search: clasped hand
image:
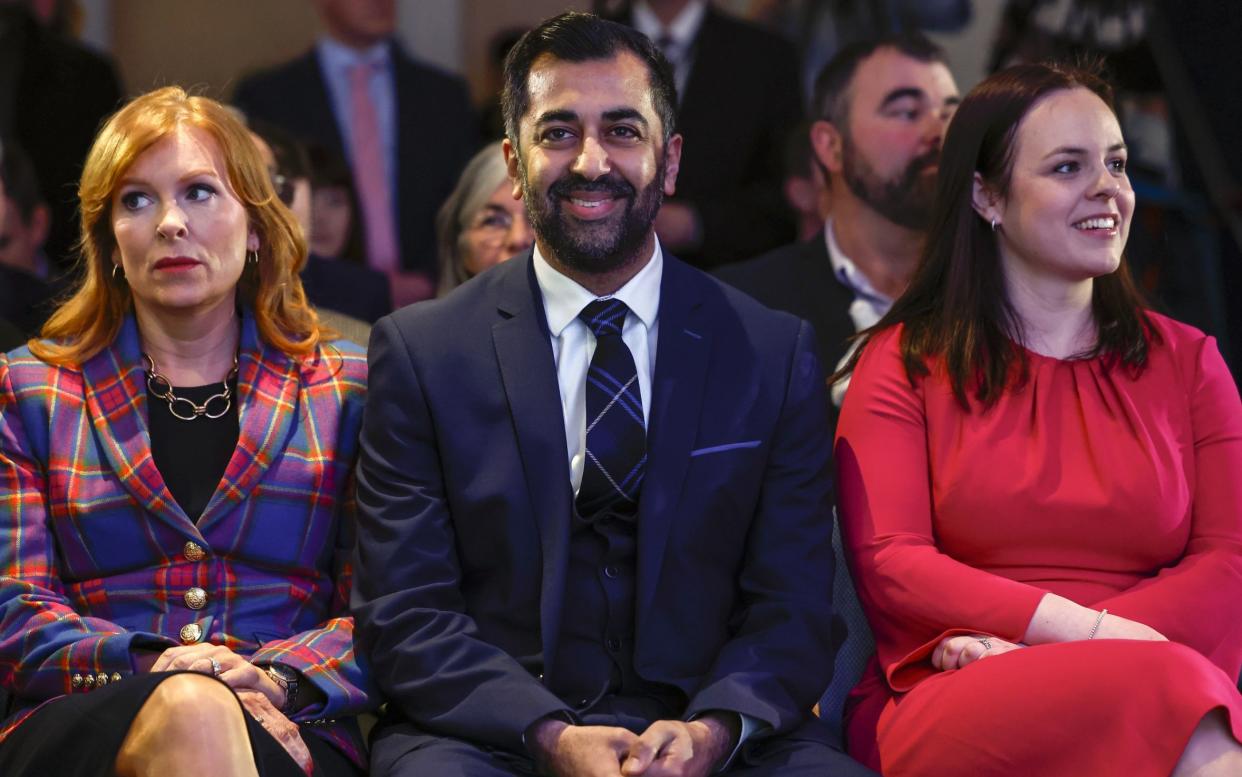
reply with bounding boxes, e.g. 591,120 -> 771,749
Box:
147,645 -> 312,772
532,715 -> 734,777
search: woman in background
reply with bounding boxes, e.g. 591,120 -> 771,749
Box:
834,62 -> 1242,776
0,86 -> 375,776
435,141 -> 533,297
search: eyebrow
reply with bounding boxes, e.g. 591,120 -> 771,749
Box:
116,168 -> 220,188
1042,143 -> 1128,159
533,107 -> 649,128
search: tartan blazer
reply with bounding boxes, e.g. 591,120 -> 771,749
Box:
0,311 -> 377,765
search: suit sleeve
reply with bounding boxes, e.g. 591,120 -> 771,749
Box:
0,356 -> 172,700
834,329 -> 1047,691
352,317 -> 570,752
1092,335 -> 1242,677
683,320 -> 837,733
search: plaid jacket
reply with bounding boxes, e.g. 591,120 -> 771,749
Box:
0,312 -> 377,766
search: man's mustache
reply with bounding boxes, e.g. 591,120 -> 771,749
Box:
548,174 -> 635,201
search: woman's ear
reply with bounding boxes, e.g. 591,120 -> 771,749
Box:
971,172 -> 1002,229
247,229 -> 260,253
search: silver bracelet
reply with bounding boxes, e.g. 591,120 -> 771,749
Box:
1087,608 -> 1108,640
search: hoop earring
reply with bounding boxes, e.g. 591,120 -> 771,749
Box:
246,250 -> 259,266
990,217 -> 999,232
111,263 -> 125,281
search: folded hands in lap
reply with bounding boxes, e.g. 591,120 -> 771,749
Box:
931,634 -> 1024,671
532,716 -> 733,777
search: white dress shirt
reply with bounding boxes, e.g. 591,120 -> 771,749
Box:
532,243 -> 662,496
824,218 -> 895,406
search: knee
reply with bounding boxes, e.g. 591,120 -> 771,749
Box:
138,673 -> 244,734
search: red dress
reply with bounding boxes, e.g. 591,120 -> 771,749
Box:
835,313 -> 1242,775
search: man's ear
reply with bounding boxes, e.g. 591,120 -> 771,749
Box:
971,172 -> 1002,227
662,133 -> 683,197
503,138 -> 523,200
810,120 -> 843,175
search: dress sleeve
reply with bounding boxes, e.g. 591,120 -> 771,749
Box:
834,329 -> 1046,691
0,355 -> 171,700
1092,335 -> 1242,678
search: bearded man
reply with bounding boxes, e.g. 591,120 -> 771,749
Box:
352,11 -> 875,777
718,34 -> 960,410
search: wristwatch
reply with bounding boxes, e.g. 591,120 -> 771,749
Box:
265,663 -> 300,714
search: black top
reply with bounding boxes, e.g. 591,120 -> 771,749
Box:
147,378 -> 240,522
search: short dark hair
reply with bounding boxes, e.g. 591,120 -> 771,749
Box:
0,140 -> 45,224
834,60 -> 1153,409
812,33 -> 948,126
501,11 -> 677,147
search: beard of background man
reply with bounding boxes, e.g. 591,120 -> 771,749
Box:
517,151 -> 669,277
840,129 -> 939,231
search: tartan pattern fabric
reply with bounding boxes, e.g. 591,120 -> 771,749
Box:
576,298 -> 646,517
0,312 -> 377,766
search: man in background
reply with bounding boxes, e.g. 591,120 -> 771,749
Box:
234,0 -> 478,306
718,33 -> 958,409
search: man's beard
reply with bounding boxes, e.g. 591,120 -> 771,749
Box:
518,154 -> 666,276
841,132 -> 939,231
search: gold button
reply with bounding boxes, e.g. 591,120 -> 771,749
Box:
111,672 -> 122,683
71,673 -> 83,688
184,587 -> 207,610
179,623 -> 203,644
96,673 -> 109,686
183,541 -> 206,562
83,674 -> 95,688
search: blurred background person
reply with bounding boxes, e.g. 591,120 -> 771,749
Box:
0,139 -> 24,352
307,143 -> 366,265
247,121 -> 390,328
0,86 -> 377,777
0,140 -> 57,337
0,0 -> 123,274
434,141 -> 532,297
234,0 -> 479,306
780,120 -> 832,243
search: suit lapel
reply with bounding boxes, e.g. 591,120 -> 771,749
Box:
197,313 -> 299,528
636,257 -> 710,628
491,256 -> 573,670
81,316 -> 188,528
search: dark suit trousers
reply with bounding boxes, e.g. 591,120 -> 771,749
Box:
370,716 -> 876,777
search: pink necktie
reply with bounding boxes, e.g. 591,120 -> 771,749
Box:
348,61 -> 400,272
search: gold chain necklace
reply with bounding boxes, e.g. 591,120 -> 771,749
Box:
143,353 -> 239,421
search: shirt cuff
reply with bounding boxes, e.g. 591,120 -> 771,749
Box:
688,710 -> 764,772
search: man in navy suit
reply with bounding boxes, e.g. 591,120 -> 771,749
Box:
353,12 -> 873,777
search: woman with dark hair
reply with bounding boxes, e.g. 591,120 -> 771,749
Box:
0,87 -> 375,776
834,62 -> 1242,775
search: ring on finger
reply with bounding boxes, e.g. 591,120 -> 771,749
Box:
210,658 -> 222,676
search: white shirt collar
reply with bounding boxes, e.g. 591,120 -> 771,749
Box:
317,36 -> 390,70
532,241 -> 663,337
632,0 -> 707,48
824,218 -> 891,305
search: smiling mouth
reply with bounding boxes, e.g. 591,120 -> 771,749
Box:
561,194 -> 623,220
1072,216 -> 1119,231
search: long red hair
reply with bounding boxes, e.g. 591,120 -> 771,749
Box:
32,86 -> 325,365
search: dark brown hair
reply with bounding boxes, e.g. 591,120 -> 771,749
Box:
834,61 -> 1155,409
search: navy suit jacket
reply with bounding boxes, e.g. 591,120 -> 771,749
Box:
353,251 -> 836,754
233,41 -> 478,277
